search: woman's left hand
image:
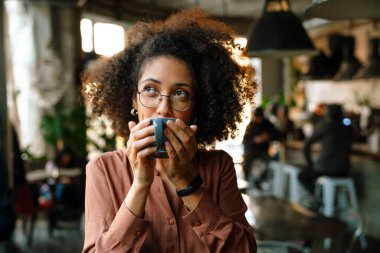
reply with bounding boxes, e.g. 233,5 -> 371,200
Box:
159,119 -> 198,187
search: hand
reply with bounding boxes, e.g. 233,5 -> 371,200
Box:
125,119 -> 157,187
159,119 -> 198,188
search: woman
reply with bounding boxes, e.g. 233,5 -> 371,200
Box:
82,9 -> 256,253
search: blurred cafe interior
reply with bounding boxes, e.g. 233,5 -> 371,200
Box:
1,0 -> 380,252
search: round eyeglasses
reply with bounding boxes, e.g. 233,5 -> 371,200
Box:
137,88 -> 192,111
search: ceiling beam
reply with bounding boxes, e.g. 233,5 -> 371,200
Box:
83,0 -> 254,36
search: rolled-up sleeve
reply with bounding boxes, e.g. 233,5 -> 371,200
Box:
182,152 -> 257,253
82,159 -> 152,253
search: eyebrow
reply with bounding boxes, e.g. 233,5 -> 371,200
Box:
139,78 -> 193,88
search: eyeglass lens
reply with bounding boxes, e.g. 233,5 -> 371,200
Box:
138,89 -> 191,111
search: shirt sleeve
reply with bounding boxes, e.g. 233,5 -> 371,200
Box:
182,152 -> 257,253
82,158 -> 152,253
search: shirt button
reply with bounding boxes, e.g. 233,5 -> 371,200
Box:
168,218 -> 175,225
135,231 -> 141,237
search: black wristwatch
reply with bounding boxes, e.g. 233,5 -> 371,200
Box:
176,175 -> 203,197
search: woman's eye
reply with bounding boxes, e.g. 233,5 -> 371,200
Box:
174,90 -> 190,97
144,87 -> 157,93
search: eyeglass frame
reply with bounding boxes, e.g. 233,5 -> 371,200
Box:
136,89 -> 193,112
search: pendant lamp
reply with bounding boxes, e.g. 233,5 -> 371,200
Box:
334,36 -> 361,81
301,51 -> 332,80
302,34 -> 344,79
355,38 -> 380,79
246,0 -> 316,58
305,0 -> 380,20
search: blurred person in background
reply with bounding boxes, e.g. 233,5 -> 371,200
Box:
12,127 -> 37,247
0,127 -> 17,252
299,104 -> 354,197
44,141 -> 82,234
0,125 -> 32,252
242,107 -> 277,186
273,105 -> 295,142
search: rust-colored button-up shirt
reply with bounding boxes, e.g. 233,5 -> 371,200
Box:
83,149 -> 256,253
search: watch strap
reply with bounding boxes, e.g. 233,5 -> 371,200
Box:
176,174 -> 203,197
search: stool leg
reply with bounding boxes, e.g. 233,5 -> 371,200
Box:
270,163 -> 284,198
347,181 -> 359,212
347,181 -> 367,249
358,223 -> 368,249
282,174 -> 289,201
277,165 -> 285,198
322,181 -> 335,217
293,174 -> 306,204
337,188 -> 348,210
323,238 -> 332,251
290,175 -> 297,203
323,181 -> 335,251
314,182 -> 322,201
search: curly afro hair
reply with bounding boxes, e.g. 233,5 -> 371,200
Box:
82,9 -> 256,146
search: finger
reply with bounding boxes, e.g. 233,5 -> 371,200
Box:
129,120 -> 155,141
131,136 -> 156,152
189,125 -> 197,134
127,119 -> 155,158
173,120 -> 198,150
136,146 -> 157,159
133,125 -> 155,141
164,127 -> 183,155
166,119 -> 194,145
168,119 -> 192,135
127,135 -> 154,161
129,118 -> 151,134
128,121 -> 137,131
164,141 -> 178,160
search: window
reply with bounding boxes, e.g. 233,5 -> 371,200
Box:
80,17 -> 125,56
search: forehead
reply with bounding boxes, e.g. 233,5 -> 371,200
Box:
138,56 -> 193,87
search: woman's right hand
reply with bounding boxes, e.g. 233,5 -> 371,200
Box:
125,119 -> 157,187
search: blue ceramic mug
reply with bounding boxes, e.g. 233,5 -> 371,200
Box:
151,118 -> 176,158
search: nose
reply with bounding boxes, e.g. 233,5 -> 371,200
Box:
156,95 -> 173,116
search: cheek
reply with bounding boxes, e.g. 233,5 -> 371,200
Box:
136,105 -> 154,121
178,109 -> 195,124
136,106 -> 146,121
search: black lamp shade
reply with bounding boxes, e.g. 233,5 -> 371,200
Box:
355,38 -> 380,79
301,51 -> 334,80
305,0 -> 380,20
334,36 -> 361,81
247,0 -> 316,58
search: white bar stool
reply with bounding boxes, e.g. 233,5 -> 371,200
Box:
267,161 -> 284,198
315,176 -> 367,249
281,164 -> 306,204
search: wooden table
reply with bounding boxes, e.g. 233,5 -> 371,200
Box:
243,195 -> 347,252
